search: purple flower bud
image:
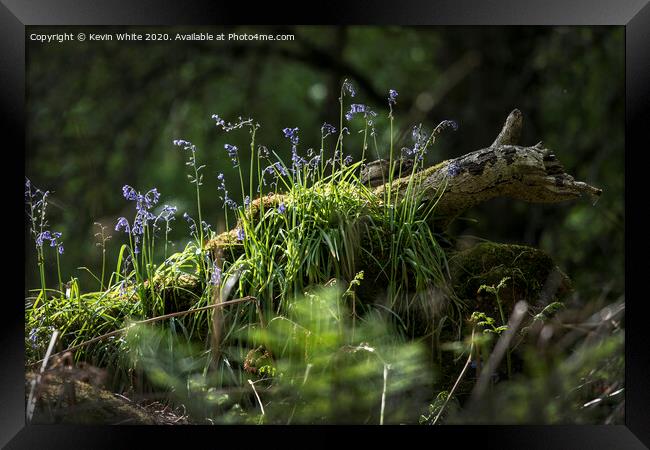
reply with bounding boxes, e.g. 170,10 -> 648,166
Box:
388,89 -> 398,105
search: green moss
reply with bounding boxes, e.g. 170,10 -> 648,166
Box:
150,272 -> 203,313
449,242 -> 572,320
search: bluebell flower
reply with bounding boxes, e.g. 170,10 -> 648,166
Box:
283,127 -> 300,146
154,205 -> 177,232
236,227 -> 245,242
183,212 -> 198,235
212,114 -> 254,132
278,202 -> 286,214
309,154 -> 322,169
216,173 -> 237,209
122,185 -> 138,201
117,185 -> 162,251
35,231 -> 50,247
210,266 -> 222,286
29,328 -> 38,347
115,217 -> 130,233
343,155 -> 353,166
291,146 -> 307,172
143,188 -> 160,209
25,178 -> 31,199
244,196 -> 251,208
321,123 -> 337,138
437,120 -> 459,132
388,89 -> 398,105
345,104 -> 377,121
119,280 -> 128,297
210,114 -> 225,128
35,230 -> 64,251
224,195 -> 238,210
447,162 -> 461,177
225,144 -> 239,166
263,162 -> 289,179
342,79 -> 356,97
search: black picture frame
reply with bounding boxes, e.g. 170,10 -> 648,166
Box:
2,1 -> 648,448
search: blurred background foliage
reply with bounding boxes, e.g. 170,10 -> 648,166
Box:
25,26 -> 623,302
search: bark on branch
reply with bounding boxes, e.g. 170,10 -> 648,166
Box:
373,109 -> 602,228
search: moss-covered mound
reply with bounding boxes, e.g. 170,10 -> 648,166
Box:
449,242 -> 572,319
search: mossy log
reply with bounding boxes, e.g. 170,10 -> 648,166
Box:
199,110 -> 594,323
207,109 -> 601,255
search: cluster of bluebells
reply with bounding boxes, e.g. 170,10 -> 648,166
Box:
283,127 -> 299,146
36,230 -> 64,254
388,89 -> 398,106
26,178 -> 65,255
211,114 -> 256,133
433,120 -> 459,135
217,173 -> 238,210
115,185 -> 161,254
305,148 -> 322,171
321,123 -> 337,138
345,104 -> 377,121
401,124 -> 429,161
282,127 -> 307,173
262,162 -> 289,187
183,212 -> 212,238
224,144 -> 239,167
173,139 -> 205,186
402,120 -> 458,162
153,205 -> 178,234
342,79 -> 356,98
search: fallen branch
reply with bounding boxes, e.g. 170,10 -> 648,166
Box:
375,110 -> 602,227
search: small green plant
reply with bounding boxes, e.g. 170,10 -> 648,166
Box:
476,277 -> 512,377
